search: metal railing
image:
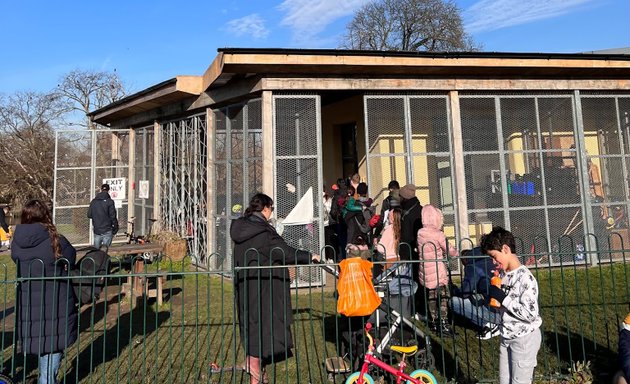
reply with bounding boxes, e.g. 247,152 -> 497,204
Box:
0,235 -> 628,383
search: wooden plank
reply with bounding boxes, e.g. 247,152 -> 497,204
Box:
262,77 -> 630,91
76,243 -> 164,259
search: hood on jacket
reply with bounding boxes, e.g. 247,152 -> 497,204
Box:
421,204 -> 443,230
12,223 -> 50,249
95,191 -> 111,200
230,215 -> 271,243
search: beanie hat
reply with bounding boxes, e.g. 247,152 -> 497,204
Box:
399,184 -> 416,200
624,313 -> 630,331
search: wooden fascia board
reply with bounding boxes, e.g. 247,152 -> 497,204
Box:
202,52 -> 226,91
219,52 -> 630,71
260,77 -> 630,91
92,77 -> 201,124
175,75 -> 204,94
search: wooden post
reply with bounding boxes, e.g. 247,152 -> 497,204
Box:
449,91 -> 470,245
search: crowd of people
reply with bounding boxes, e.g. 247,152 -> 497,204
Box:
317,174 -> 544,383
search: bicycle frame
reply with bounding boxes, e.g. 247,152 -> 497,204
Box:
353,323 -> 424,384
357,353 -> 417,383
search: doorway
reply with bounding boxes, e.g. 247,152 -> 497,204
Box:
339,123 -> 358,179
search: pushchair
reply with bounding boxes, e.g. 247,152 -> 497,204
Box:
319,260 -> 435,382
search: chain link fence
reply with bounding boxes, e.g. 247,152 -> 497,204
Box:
54,129 -> 130,246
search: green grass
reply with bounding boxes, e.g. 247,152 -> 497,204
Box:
0,255 -> 628,383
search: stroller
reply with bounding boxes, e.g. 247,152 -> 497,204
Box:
319,260 -> 435,381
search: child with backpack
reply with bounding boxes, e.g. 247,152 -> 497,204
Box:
417,204 -> 458,335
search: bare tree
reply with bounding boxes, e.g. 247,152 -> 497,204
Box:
56,69 -> 127,129
341,0 -> 479,52
0,92 -> 70,203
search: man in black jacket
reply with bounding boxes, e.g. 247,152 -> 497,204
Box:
87,184 -> 119,251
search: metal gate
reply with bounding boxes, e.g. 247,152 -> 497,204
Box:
159,114 -> 208,264
53,129 -> 130,245
273,94 -> 324,286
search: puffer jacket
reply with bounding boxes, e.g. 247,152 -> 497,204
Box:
416,204 -> 457,289
11,223 -> 78,354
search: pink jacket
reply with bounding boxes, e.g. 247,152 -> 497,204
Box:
416,204 -> 458,289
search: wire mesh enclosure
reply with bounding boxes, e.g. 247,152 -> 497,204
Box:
273,94 -> 324,286
211,99 -> 263,273
54,129 -> 130,245
159,114 -> 208,266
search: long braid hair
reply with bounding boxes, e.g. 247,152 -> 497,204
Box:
21,200 -> 62,258
390,207 -> 402,254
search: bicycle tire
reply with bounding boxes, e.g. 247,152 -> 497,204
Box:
0,373 -> 14,384
345,371 -> 375,384
407,369 -> 437,384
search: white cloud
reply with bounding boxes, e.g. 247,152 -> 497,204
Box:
278,0 -> 372,40
224,14 -> 270,39
464,0 -> 596,33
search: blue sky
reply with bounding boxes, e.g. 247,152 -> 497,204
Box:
1,0 -> 629,95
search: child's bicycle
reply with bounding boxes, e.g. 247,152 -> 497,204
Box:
345,322 -> 437,384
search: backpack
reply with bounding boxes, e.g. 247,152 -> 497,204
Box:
355,205 -> 377,234
70,247 -> 110,305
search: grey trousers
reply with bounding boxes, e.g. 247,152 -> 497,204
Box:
499,327 -> 541,384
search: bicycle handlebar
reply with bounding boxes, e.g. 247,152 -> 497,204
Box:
365,323 -> 375,352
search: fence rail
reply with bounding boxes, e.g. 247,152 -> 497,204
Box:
0,236 -> 628,384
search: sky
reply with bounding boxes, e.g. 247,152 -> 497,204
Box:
1,0 -> 629,96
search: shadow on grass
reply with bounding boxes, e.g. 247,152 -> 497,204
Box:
544,328 -> 617,383
63,299 -> 170,382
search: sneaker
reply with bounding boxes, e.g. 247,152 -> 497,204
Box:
478,324 -> 500,340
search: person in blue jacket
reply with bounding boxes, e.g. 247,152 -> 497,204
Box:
11,199 -> 77,384
449,246 -> 502,339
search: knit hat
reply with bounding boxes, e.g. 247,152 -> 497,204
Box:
399,184 -> 416,200
624,313 -> 630,331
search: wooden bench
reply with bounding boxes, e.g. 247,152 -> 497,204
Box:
78,243 -> 166,306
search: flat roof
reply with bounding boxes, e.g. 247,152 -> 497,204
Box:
92,48 -> 630,125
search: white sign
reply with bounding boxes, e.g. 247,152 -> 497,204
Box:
102,177 -> 126,200
114,199 -> 123,209
138,180 -> 150,199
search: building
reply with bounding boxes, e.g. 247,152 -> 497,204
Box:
85,48 -> 630,275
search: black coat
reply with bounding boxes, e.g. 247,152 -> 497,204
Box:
87,191 -> 119,235
11,223 -> 78,355
400,197 -> 422,260
230,214 -> 312,363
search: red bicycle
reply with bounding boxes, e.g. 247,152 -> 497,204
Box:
345,323 -> 437,384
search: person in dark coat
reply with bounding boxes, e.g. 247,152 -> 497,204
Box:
615,313 -> 630,384
11,199 -> 78,384
87,184 -> 118,251
230,193 -> 320,384
399,183 -> 422,261
373,180 -> 400,240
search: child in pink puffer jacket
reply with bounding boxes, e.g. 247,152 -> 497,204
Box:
417,204 -> 458,335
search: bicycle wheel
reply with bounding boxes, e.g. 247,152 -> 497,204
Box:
407,369 -> 437,384
0,373 -> 14,384
345,371 -> 375,384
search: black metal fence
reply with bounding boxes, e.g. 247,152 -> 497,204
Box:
0,235 -> 628,383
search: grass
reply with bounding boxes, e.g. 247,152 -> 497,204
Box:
0,253 -> 628,383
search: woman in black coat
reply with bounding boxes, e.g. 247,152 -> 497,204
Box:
230,193 -> 319,384
11,199 -> 77,384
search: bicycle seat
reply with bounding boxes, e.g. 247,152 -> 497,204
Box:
390,345 -> 418,355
